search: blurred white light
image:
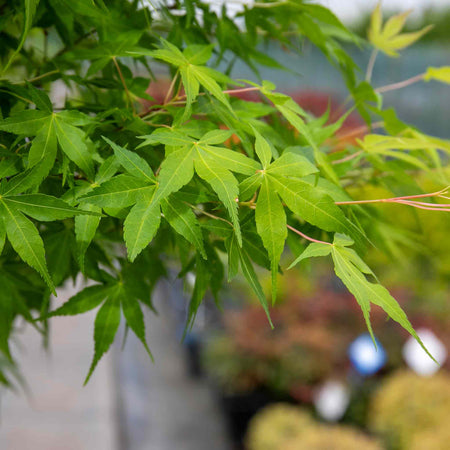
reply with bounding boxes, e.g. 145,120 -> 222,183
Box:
313,380 -> 350,422
348,334 -> 386,376
402,328 -> 447,376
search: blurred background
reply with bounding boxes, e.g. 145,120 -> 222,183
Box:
1,1 -> 450,449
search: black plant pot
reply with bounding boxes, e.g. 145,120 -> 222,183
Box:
216,389 -> 291,447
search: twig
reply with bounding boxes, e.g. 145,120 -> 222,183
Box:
335,187 -> 450,212
365,48 -> 379,82
332,150 -> 363,165
163,72 -> 179,105
112,56 -> 135,114
375,73 -> 425,94
185,202 -> 233,227
287,224 -> 332,246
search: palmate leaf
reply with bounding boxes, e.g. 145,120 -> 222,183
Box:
45,280 -> 152,383
368,3 -> 432,57
0,201 -> 54,293
134,40 -> 234,118
330,235 -> 435,360
255,176 -> 286,304
124,128 -> 261,258
288,242 -> 332,269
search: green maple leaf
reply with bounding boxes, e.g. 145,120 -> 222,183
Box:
112,128 -> 261,260
0,109 -> 97,188
43,277 -> 153,384
130,40 -> 235,120
0,182 -> 98,291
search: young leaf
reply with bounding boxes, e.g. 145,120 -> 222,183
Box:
424,66 -> 450,84
368,4 -> 432,56
0,201 -> 54,292
288,242 -> 332,269
255,176 -> 286,304
84,293 -> 121,384
331,238 -> 435,361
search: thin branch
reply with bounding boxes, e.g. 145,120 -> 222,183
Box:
365,48 -> 379,82
396,200 -> 450,212
333,121 -> 384,143
185,202 -> 233,227
335,187 -> 449,205
287,224 -> 332,246
335,187 -> 450,213
163,72 -> 179,105
375,73 -> 425,94
112,56 -> 135,114
176,86 -> 260,101
23,69 -> 60,84
332,150 -> 363,165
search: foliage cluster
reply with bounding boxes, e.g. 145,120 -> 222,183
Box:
245,403 -> 381,450
370,371 -> 450,449
203,273 -> 450,396
1,0 -> 450,386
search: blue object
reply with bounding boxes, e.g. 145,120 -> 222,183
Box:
348,334 -> 386,376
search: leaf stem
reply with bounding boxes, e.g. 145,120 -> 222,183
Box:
185,202 -> 233,227
286,224 -> 332,246
375,73 -> 425,94
163,72 -> 179,105
365,48 -> 379,82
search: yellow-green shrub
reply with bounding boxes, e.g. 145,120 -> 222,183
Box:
370,371 -> 450,449
245,404 -> 314,450
245,403 -> 381,450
